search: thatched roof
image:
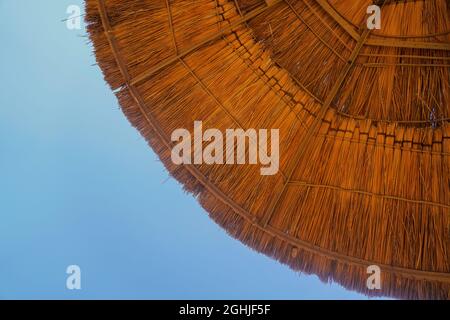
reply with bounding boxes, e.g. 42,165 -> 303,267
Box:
85,0 -> 450,299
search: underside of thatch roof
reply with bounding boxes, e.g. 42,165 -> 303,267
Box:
85,0 -> 450,299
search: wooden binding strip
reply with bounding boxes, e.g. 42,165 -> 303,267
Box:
314,0 -> 450,51
288,180 -> 450,210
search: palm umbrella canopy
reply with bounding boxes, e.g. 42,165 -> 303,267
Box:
85,0 -> 450,299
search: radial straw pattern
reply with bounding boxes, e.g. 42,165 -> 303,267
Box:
85,0 -> 450,299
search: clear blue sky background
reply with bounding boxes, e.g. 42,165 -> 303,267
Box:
0,1 -> 383,299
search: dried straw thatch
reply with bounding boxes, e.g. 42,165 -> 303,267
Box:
85,0 -> 450,299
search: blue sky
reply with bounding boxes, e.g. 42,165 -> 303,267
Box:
0,0 -> 379,299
